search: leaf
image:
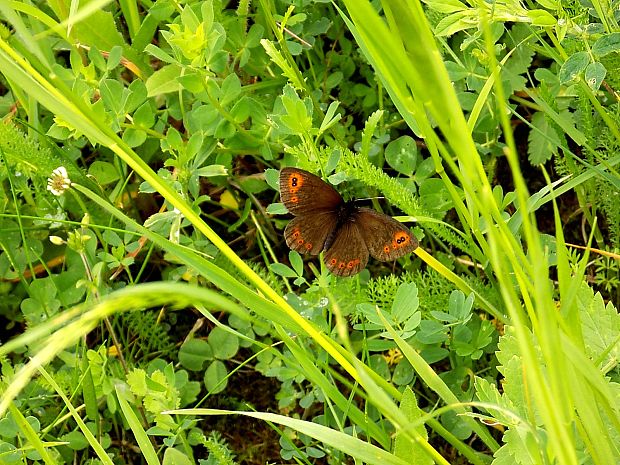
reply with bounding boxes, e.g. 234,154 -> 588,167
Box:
266,202 -> 288,215
133,102 -> 155,129
385,136 -> 417,175
289,251 -> 304,275
386,281 -> 414,310
558,51 -> 589,84
447,290 -> 474,322
195,165 -> 228,177
394,387 -> 432,465
204,360 -> 228,393
360,110 -> 383,158
592,32 -> 620,57
261,39 -> 305,90
209,327 -> 239,360
126,369 -> 147,396
99,79 -> 125,116
416,320 -> 449,344
88,161 -> 119,185
422,0 -> 467,14
584,62 -> 606,91
579,284 -> 620,366
167,408 -> 411,465
220,73 -> 242,107
122,128 -> 147,147
178,339 -> 213,371
61,430 -> 88,450
270,262 -> 297,278
146,64 -> 182,96
280,93 -> 312,134
163,448 -> 192,465
527,111 -> 560,165
392,360 -> 415,386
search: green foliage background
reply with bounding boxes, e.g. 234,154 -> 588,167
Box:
0,0 -> 619,464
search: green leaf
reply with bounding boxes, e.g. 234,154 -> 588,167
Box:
592,32 -> 620,57
133,102 -> 155,129
163,448 -> 192,465
360,110 -> 383,158
325,71 -> 343,89
123,128 -> 147,147
264,168 -> 279,190
526,10 -> 556,26
195,165 -> 228,177
88,161 -> 120,186
220,73 -> 242,107
126,369 -> 147,396
280,94 -> 312,134
391,283 -> 419,322
267,202 -> 288,215
579,285 -> 620,365
204,360 -> 228,393
527,111 -> 560,165
558,51 -> 589,84
61,430 -> 88,450
385,136 -> 417,175
394,387 -> 432,464
107,46 -> 123,70
168,408 -> 411,465
178,338 -> 213,371
392,360 -> 415,386
0,414 -> 19,438
289,251 -> 304,275
99,79 -> 125,116
584,62 -> 606,91
448,290 -> 474,321
208,327 -> 239,360
270,262 -> 297,278
261,39 -> 305,90
146,64 -> 182,96
416,320 -> 449,344
422,0 -> 467,14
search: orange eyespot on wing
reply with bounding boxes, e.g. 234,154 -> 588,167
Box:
356,208 -> 418,261
279,167 -> 343,215
284,212 -> 338,256
323,223 -> 368,277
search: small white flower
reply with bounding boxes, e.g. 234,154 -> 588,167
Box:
47,166 -> 72,196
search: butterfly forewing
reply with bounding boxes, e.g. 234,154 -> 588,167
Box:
323,222 -> 369,277
356,208 -> 418,261
279,168 -> 343,215
284,212 -> 338,255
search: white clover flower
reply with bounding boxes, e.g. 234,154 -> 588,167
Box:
47,166 -> 72,196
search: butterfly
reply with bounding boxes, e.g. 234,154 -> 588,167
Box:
279,167 -> 418,277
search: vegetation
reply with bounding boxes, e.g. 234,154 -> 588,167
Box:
1,0 -> 619,464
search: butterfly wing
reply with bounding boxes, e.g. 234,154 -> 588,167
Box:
356,208 -> 418,261
323,223 -> 369,277
284,211 -> 338,255
279,168 -> 343,215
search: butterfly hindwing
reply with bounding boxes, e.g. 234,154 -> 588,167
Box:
279,168 -> 342,215
356,208 -> 418,261
323,222 -> 369,277
284,212 -> 338,255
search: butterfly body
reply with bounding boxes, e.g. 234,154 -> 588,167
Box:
279,167 -> 418,277
323,200 -> 359,251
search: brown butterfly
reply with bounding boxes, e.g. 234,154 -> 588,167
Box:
279,167 -> 418,277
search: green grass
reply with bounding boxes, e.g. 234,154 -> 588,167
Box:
0,1 -> 619,464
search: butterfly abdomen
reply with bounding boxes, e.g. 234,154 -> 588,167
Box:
324,201 -> 360,251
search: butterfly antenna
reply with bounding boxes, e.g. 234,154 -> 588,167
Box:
355,196 -> 384,203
